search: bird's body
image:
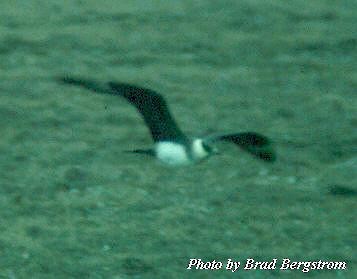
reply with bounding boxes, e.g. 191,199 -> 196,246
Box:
155,138 -> 213,165
58,77 -> 276,166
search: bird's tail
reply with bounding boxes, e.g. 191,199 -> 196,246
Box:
123,149 -> 155,156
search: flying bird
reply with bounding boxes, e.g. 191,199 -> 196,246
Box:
57,77 -> 276,166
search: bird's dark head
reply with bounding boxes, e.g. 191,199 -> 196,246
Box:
192,139 -> 219,160
202,141 -> 219,155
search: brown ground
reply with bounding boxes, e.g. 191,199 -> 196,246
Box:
0,1 -> 356,278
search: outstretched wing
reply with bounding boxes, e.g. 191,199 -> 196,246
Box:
58,77 -> 188,143
206,132 -> 276,162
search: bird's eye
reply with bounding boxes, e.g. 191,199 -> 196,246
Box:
202,142 -> 212,153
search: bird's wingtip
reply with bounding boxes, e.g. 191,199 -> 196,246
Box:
255,149 -> 277,162
215,132 -> 277,162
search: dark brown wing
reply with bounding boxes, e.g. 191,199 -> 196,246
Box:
58,77 -> 188,143
208,132 -> 276,162
108,82 -> 188,143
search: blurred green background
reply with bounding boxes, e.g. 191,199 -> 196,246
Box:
0,0 -> 356,278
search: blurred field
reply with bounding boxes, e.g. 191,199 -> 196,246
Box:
0,0 -> 356,278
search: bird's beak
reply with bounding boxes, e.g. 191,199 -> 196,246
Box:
212,147 -> 221,155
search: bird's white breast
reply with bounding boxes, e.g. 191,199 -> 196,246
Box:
155,142 -> 190,165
